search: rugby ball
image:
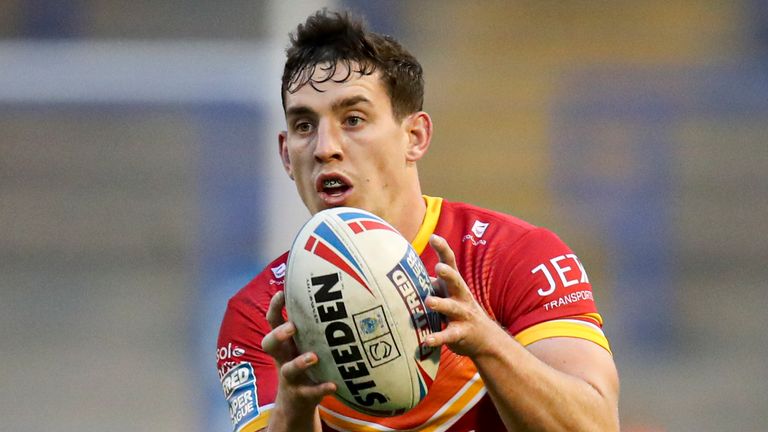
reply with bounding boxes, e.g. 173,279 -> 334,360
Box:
284,207 -> 442,416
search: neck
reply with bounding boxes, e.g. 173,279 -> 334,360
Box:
388,190 -> 427,244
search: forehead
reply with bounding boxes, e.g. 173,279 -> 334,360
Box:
284,63 -> 390,110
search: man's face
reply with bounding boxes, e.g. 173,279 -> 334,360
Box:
279,64 -> 416,220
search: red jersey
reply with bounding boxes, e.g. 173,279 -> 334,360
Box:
217,196 -> 610,432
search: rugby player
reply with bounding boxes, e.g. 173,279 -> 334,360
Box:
217,9 -> 620,432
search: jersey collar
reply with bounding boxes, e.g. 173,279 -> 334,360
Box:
411,195 -> 443,254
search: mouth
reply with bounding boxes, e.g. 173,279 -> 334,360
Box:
315,173 -> 353,206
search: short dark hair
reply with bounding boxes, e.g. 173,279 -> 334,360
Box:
281,9 -> 424,120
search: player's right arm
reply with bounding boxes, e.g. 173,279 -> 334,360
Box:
261,291 -> 337,432
216,256 -> 333,432
217,292 -> 277,432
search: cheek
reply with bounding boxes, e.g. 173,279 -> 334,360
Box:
287,153 -> 312,185
356,128 -> 408,187
376,146 -> 406,178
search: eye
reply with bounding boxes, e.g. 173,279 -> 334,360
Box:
344,116 -> 364,127
294,121 -> 314,134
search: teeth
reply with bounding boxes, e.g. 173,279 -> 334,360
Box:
323,179 -> 344,188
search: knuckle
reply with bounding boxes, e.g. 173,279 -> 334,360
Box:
274,322 -> 294,340
304,386 -> 327,400
427,296 -> 441,309
280,361 -> 297,379
261,334 -> 275,353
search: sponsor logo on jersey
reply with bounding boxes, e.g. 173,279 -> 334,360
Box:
217,343 -> 247,379
221,363 -> 259,430
462,234 -> 488,246
543,290 -> 594,311
271,263 -> 286,279
462,220 -> 490,246
217,343 -> 246,361
471,220 -> 490,238
218,361 -> 237,379
531,253 -> 590,296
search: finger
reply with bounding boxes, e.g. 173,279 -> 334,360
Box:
261,321 -> 297,361
434,261 -> 472,301
267,290 -> 287,329
281,353 -> 338,398
430,276 -> 448,298
281,352 -> 320,382
426,295 -> 465,320
426,326 -> 461,348
299,381 -> 338,401
281,352 -> 313,382
429,234 -> 458,270
429,235 -> 468,301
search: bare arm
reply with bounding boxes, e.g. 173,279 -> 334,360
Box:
425,235 -> 620,431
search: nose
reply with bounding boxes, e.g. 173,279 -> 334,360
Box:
313,119 -> 343,163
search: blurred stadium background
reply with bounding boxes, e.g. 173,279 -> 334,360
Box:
1,1 -> 766,431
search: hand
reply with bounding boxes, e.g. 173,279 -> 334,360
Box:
261,291 -> 336,413
424,234 -> 502,358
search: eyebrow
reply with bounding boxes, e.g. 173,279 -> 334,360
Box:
285,105 -> 314,118
285,95 -> 372,118
331,95 -> 371,112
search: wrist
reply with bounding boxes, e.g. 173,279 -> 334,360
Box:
471,321 -> 521,362
270,389 -> 321,431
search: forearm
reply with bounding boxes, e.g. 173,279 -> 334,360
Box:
473,326 -> 619,432
261,294 -> 337,432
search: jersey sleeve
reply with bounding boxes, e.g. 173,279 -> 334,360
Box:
217,278 -> 282,432
491,227 -> 611,352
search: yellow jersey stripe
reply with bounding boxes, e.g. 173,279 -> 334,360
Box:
515,319 -> 612,353
579,312 -> 604,326
419,373 -> 487,432
319,408 -> 396,431
412,195 -> 443,254
238,406 -> 272,432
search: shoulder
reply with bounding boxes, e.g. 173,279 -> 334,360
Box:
434,199 -> 577,289
225,252 -> 290,318
437,199 -> 542,245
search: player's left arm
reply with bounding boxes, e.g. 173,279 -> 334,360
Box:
425,234 -> 620,432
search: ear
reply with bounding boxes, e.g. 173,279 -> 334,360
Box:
278,131 -> 294,180
404,111 -> 433,162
